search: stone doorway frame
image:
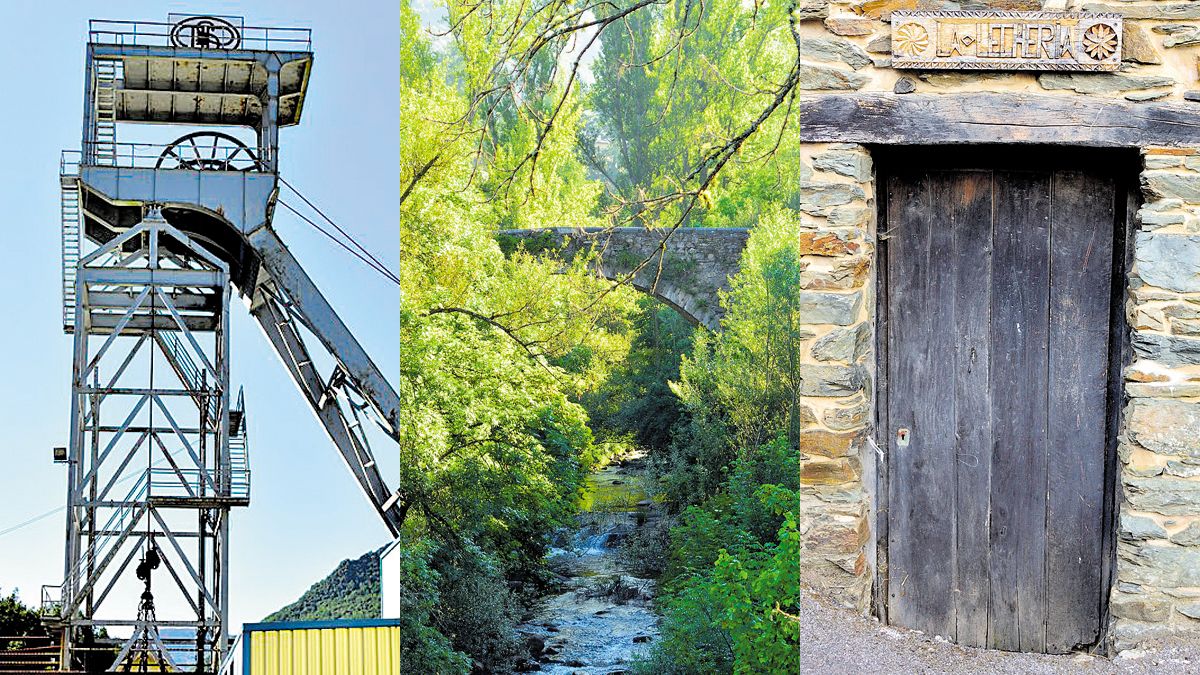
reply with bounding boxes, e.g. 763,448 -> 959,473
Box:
801,91 -> 1200,650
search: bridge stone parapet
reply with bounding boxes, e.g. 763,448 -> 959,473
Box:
499,227 -> 750,331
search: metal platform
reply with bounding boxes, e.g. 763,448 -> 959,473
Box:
88,18 -> 312,127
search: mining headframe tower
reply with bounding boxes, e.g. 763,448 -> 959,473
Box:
37,14 -> 401,673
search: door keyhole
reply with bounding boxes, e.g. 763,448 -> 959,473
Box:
897,427 -> 911,447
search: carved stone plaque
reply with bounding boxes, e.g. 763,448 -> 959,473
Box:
891,11 -> 1122,71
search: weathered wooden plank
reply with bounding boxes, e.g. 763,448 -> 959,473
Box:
1044,170 -> 1113,652
886,170 -> 928,634
799,93 -> 1200,148
887,170 -> 958,638
988,170 -> 1051,653
949,171 -> 994,648
1097,183 -> 1136,635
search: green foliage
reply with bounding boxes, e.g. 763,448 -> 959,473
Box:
675,206 -> 804,450
0,589 -> 44,649
711,493 -> 802,672
636,482 -> 802,675
401,0 -> 799,668
635,213 -> 802,673
394,542 -> 473,674
267,551 -> 381,622
582,298 -> 695,454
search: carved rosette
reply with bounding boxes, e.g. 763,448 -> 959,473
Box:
894,24 -> 930,57
1082,23 -> 1118,60
890,11 -> 1122,72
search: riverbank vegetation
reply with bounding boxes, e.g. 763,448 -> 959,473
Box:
400,0 -> 800,671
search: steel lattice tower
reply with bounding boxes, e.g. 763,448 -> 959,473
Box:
43,15 -> 402,673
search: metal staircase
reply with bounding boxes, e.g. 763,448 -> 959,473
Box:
91,59 -> 121,166
155,330 -> 220,422
43,475 -> 150,620
154,332 -> 251,501
229,389 -> 250,500
60,176 -> 80,332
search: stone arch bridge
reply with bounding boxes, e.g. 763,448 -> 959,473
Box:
499,227 -> 750,330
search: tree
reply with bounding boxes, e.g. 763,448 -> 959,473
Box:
0,589 -> 45,649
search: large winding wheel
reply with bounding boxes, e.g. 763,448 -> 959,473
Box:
156,132 -> 262,171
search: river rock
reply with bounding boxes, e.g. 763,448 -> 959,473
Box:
521,633 -> 546,657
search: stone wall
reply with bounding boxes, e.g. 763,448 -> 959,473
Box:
1112,147 -> 1200,650
797,143 -> 875,611
798,0 -> 1200,651
499,227 -> 749,330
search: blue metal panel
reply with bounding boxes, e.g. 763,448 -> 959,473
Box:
243,618 -> 403,632
81,167 -> 276,234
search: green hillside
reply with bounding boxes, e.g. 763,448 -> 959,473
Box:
266,549 -> 381,622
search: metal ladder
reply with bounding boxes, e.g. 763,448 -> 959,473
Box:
61,177 -> 81,332
92,59 -> 121,166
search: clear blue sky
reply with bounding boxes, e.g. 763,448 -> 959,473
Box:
0,1 -> 399,630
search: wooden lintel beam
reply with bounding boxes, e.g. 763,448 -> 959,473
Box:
799,93 -> 1200,148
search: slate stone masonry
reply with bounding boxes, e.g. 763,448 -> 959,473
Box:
798,143 -> 875,611
1113,147 -> 1200,650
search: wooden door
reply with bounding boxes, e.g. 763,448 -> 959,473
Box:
881,154 -> 1127,654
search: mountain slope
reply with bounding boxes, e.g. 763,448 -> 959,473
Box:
266,549 -> 381,622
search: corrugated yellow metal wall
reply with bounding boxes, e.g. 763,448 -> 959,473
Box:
248,624 -> 400,675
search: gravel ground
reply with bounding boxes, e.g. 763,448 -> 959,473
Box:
801,590 -> 1200,674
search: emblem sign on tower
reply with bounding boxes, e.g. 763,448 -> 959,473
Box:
169,15 -> 242,49
891,11 -> 1122,71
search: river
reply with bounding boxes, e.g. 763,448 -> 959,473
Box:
517,451 -> 660,674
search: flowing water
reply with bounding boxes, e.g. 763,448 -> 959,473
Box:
518,452 -> 660,674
